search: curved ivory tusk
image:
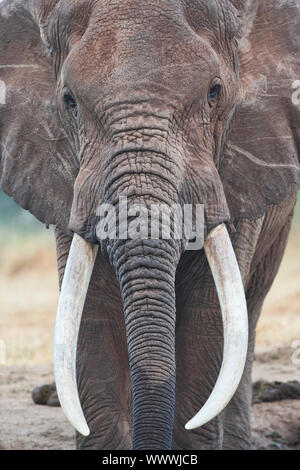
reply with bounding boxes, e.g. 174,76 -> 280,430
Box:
185,223 -> 248,430
54,234 -> 98,436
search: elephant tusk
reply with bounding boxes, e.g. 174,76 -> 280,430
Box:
185,223 -> 248,430
54,234 -> 98,437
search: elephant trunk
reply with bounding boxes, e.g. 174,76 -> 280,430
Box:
96,146 -> 183,448
111,238 -> 179,449
54,146 -> 249,449
99,148 -> 183,448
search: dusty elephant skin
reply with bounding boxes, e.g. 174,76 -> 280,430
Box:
0,0 -> 300,450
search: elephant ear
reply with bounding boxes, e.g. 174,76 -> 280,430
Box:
221,0 -> 300,222
0,0 -> 76,230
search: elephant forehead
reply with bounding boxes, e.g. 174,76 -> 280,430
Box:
48,1 -> 227,77
58,3 -> 226,107
48,0 -> 240,42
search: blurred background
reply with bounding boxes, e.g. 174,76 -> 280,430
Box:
1,188 -> 300,365
0,190 -> 57,364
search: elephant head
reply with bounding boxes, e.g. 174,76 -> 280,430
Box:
1,0 -> 299,449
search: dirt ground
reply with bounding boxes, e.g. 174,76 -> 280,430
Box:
0,352 -> 299,450
0,225 -> 299,450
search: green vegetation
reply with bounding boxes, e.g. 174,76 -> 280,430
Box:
0,190 -> 48,241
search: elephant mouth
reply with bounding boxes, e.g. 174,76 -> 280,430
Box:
53,223 -> 248,438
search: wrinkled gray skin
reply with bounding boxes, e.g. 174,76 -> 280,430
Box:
0,0 -> 300,450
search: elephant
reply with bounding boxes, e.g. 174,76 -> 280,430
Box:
0,0 -> 300,451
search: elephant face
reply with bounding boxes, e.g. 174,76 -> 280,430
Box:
1,0 -> 300,450
36,0 -> 245,242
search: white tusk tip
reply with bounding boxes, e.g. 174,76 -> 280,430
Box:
80,428 -> 90,437
185,418 -> 200,431
76,423 -> 90,437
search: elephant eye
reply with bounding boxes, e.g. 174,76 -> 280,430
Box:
62,87 -> 77,111
208,84 -> 221,107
